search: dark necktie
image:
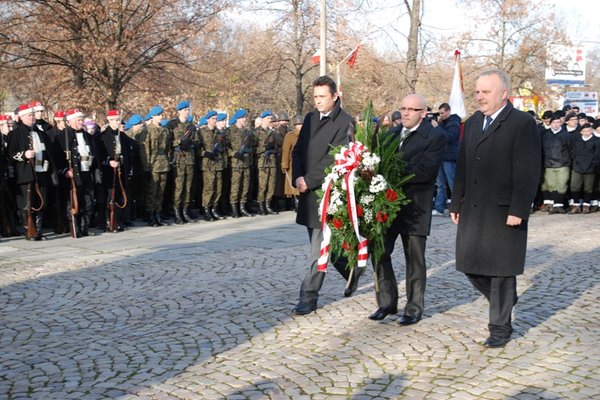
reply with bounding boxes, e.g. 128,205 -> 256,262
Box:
482,116 -> 493,134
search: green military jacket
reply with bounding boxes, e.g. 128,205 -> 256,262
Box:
142,123 -> 172,173
198,126 -> 226,172
169,119 -> 197,167
257,127 -> 278,168
229,125 -> 257,169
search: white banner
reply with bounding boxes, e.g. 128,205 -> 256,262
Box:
545,46 -> 586,86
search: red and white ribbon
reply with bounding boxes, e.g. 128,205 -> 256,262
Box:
318,142 -> 369,272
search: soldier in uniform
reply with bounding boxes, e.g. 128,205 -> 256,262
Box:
96,109 -> 131,232
123,114 -> 145,225
216,113 -> 231,216
8,103 -> 59,240
167,100 -> 198,224
228,109 -> 256,218
0,114 -> 19,237
47,111 -> 71,234
57,108 -> 99,237
198,110 -> 227,221
141,106 -> 172,227
256,111 -> 278,215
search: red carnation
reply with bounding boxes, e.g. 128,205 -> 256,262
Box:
333,218 -> 344,229
385,189 -> 398,202
375,211 -> 388,223
342,242 -> 351,251
357,205 -> 364,217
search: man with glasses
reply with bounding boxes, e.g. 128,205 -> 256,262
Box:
368,94 -> 446,323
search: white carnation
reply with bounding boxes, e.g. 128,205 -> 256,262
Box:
360,194 -> 375,204
369,174 -> 387,193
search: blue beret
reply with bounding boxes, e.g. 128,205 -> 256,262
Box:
229,109 -> 247,125
198,117 -> 207,127
124,122 -> 132,131
160,119 -> 169,127
260,111 -> 272,118
204,110 -> 218,119
186,115 -> 193,123
128,114 -> 143,126
176,100 -> 190,111
144,113 -> 152,121
217,113 -> 227,122
149,105 -> 164,117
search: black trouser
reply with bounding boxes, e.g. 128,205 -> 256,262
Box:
466,274 -> 516,338
374,233 -> 427,318
298,227 -> 350,306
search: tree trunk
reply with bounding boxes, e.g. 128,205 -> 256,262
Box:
405,0 -> 421,94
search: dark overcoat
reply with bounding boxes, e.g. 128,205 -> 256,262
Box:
450,102 -> 541,276
292,98 -> 353,229
389,119 -> 446,236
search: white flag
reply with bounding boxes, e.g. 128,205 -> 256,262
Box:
449,50 -> 467,119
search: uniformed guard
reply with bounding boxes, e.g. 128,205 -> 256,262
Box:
0,114 -> 19,237
142,106 -> 172,226
167,100 -> 198,224
228,109 -> 256,217
123,114 -> 145,226
47,111 -> 71,234
57,108 -> 99,237
198,110 -> 227,221
96,109 -> 131,232
8,103 -> 59,240
256,111 -> 278,215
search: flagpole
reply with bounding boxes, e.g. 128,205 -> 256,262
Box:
319,0 -> 327,76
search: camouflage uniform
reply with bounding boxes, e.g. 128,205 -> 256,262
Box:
256,126 -> 279,214
141,122 -> 172,226
168,118 -> 198,223
229,124 -> 257,217
198,125 -> 227,220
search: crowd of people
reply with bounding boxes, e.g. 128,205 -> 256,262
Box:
0,101 -> 303,240
427,103 -> 600,217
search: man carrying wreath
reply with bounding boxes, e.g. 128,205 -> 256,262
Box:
369,94 -> 446,324
291,75 -> 363,316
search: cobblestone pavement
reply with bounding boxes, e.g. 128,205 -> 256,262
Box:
1,211 -> 599,400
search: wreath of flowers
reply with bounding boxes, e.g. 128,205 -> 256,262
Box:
316,103 -> 413,272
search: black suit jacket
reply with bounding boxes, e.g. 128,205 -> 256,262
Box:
389,119 -> 446,236
292,98 -> 353,229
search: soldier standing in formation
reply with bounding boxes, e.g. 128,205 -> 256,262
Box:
198,110 -> 226,221
141,105 -> 172,227
58,108 -> 99,237
168,101 -> 197,224
228,109 -> 256,218
0,114 -> 18,237
256,111 -> 278,215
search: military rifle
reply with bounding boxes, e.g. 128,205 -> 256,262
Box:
64,127 -> 79,238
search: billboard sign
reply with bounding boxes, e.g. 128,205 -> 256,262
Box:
564,92 -> 598,116
545,46 -> 586,86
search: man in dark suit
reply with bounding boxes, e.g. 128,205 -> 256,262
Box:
450,69 -> 541,348
290,75 -> 363,316
369,94 -> 446,323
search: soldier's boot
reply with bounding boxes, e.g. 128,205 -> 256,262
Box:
265,201 -> 278,215
34,213 -> 45,241
258,202 -> 266,215
183,207 -> 197,223
240,203 -> 253,217
582,205 -> 591,214
211,206 -> 225,220
568,205 -> 581,214
173,207 -> 185,225
81,215 -> 95,236
203,207 -> 215,222
147,210 -> 156,226
231,203 -> 240,218
154,211 -> 164,226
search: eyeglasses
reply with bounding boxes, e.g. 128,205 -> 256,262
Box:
400,107 -> 425,113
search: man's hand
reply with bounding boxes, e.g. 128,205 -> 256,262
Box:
450,212 -> 459,224
296,176 -> 308,193
506,215 -> 522,226
25,149 -> 35,159
65,169 -> 74,178
430,119 -> 439,128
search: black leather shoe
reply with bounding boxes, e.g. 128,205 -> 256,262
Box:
291,303 -> 316,316
483,335 -> 511,348
398,315 -> 420,326
343,268 -> 365,297
368,307 -> 397,321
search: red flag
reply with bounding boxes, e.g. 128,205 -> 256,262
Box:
312,49 -> 320,65
347,45 -> 361,68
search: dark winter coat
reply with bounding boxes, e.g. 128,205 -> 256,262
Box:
450,102 -> 541,276
292,98 -> 353,229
